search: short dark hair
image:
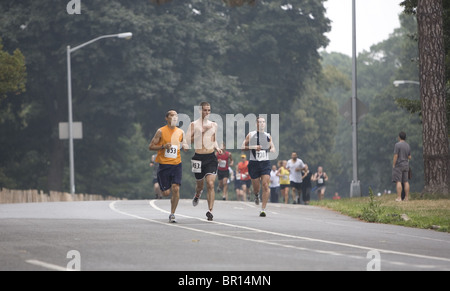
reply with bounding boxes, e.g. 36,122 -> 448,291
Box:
165,110 -> 176,118
199,101 -> 210,108
399,131 -> 406,140
256,115 -> 266,122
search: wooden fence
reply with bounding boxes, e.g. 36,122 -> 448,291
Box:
0,188 -> 123,204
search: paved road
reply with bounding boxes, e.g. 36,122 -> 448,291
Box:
0,199 -> 449,271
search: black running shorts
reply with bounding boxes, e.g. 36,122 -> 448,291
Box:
191,152 -> 218,180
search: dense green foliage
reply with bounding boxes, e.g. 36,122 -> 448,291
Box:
0,38 -> 26,99
0,1 -> 443,199
398,0 -> 450,135
323,13 -> 424,197
0,0 -> 333,198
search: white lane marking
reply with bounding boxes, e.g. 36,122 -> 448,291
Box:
26,259 -> 68,271
149,200 -> 450,264
110,200 -> 450,267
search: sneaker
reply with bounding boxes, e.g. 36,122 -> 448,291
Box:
254,194 -> 260,205
169,214 -> 177,223
192,193 -> 201,207
259,210 -> 266,217
206,211 -> 214,221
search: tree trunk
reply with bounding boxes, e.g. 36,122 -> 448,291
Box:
417,0 -> 450,195
47,136 -> 65,192
46,83 -> 66,192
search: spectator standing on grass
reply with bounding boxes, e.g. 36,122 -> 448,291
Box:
392,131 -> 411,202
332,192 -> 341,200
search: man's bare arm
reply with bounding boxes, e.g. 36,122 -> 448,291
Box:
149,129 -> 164,151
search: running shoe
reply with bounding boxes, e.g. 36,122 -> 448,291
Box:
254,194 -> 260,205
169,214 -> 177,223
206,211 -> 214,221
192,193 -> 201,206
259,210 -> 266,217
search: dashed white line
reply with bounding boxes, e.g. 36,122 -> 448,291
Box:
26,259 -> 68,271
109,200 -> 450,269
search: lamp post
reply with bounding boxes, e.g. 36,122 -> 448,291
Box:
350,0 -> 361,197
66,32 -> 132,194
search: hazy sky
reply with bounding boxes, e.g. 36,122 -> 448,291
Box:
323,0 -> 404,56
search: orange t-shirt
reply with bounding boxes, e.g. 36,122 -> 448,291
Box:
155,125 -> 183,165
238,160 -> 250,180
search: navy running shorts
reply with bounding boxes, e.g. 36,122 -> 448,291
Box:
157,163 -> 182,192
248,160 -> 271,179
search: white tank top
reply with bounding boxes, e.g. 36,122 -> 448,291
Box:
248,131 -> 271,161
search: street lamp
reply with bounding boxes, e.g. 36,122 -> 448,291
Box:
350,0 -> 361,197
66,32 -> 132,194
393,80 -> 420,87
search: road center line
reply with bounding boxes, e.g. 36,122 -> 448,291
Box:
110,200 -> 450,265
26,259 -> 68,271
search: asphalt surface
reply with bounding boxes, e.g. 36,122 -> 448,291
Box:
0,199 -> 449,271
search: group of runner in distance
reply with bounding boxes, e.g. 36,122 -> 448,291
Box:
148,101 -> 276,223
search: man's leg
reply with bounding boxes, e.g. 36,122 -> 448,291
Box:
396,181 -> 402,201
260,175 -> 270,210
170,184 -> 180,214
192,179 -> 204,206
403,182 -> 410,201
222,177 -> 229,200
195,178 -> 204,196
291,186 -> 298,204
205,174 -> 216,212
241,183 -> 248,201
252,178 -> 261,205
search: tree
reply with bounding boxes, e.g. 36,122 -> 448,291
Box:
0,38 -> 26,99
322,13 -> 425,197
416,0 -> 449,194
0,38 -> 27,189
0,0 -> 333,198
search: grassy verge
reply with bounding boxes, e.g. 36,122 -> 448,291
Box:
310,190 -> 450,233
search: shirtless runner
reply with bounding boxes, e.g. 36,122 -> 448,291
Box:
187,102 -> 222,221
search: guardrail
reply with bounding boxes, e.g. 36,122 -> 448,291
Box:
0,188 -> 123,204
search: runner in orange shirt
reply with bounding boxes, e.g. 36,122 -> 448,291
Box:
148,110 -> 188,223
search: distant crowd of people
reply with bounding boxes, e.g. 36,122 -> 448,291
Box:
151,149 -> 332,205
217,151 -> 330,205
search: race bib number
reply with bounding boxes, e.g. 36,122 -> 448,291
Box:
164,145 -> 178,159
191,160 -> 202,173
318,178 -> 324,184
218,159 -> 227,168
256,150 -> 268,161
